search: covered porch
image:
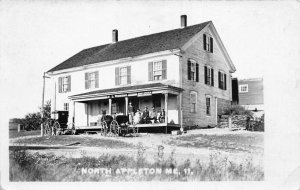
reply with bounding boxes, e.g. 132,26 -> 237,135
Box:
68,83 -> 184,133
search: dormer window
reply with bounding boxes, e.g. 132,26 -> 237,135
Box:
203,33 -> 213,53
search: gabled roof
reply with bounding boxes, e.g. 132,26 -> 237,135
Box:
48,21 -> 211,73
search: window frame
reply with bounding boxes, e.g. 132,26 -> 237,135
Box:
87,72 -> 97,89
190,61 -> 196,81
204,33 -> 213,53
119,66 -> 128,85
64,103 -> 69,111
205,95 -> 212,116
239,84 -> 248,93
153,60 -> 163,81
219,71 -> 227,90
62,76 -> 70,92
190,91 -> 197,113
206,66 -> 213,86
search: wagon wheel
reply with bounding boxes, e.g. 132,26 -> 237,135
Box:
109,120 -> 119,137
71,123 -> 77,135
53,121 -> 61,136
101,121 -> 108,136
44,121 -> 51,136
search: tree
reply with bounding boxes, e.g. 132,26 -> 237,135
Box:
40,100 -> 51,122
22,100 -> 51,130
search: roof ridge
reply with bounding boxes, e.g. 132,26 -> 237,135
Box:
110,21 -> 211,44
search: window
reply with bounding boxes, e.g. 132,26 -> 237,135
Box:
64,103 -> 69,111
239,84 -> 248,93
148,60 -> 167,81
58,76 -> 71,93
204,66 -> 214,86
85,71 -> 99,89
203,33 -> 213,53
120,67 -> 128,85
153,61 -> 163,81
115,66 -> 131,85
190,91 -> 197,113
188,59 -> 199,82
218,71 -> 227,90
206,96 -> 211,115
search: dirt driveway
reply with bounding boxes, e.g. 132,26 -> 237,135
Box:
10,128 -> 264,165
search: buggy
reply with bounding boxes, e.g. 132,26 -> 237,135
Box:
43,111 -> 69,136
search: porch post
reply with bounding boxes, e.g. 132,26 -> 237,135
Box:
164,93 -> 168,134
179,92 -> 183,130
73,101 -> 75,125
125,96 -> 128,115
86,103 -> 89,126
215,97 -> 218,125
108,98 -> 112,115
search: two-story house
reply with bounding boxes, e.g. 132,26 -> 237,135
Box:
46,15 -> 236,132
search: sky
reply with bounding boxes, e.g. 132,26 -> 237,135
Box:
0,1 -> 299,119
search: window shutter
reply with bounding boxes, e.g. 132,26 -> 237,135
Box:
204,66 -> 207,84
211,68 -> 214,86
162,60 -> 167,79
95,71 -> 99,88
218,71 -> 221,89
187,60 -> 191,80
210,37 -> 213,53
58,77 -> 62,93
224,74 -> 227,90
196,63 -> 199,82
85,73 -> 89,89
127,66 -> 131,84
148,62 -> 153,81
115,67 -> 119,85
203,34 -> 207,50
68,76 -> 71,92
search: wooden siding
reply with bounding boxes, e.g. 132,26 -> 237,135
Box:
180,26 -> 232,127
238,78 -> 264,106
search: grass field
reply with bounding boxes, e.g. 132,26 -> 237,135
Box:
9,148 -> 264,181
9,130 -> 40,139
9,128 -> 264,181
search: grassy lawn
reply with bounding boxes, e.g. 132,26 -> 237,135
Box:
9,148 -> 264,181
12,135 -> 136,149
9,130 -> 40,139
168,133 -> 264,153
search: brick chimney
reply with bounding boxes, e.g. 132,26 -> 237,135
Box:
112,29 -> 118,43
181,15 -> 187,28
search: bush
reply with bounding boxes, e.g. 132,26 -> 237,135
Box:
252,114 -> 264,132
221,105 -> 252,116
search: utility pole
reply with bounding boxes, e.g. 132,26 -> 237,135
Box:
41,72 -> 50,136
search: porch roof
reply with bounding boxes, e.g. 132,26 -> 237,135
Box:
69,83 -> 183,101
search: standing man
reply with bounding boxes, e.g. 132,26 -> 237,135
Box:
128,102 -> 134,124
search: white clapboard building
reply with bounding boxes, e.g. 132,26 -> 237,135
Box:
46,15 -> 236,132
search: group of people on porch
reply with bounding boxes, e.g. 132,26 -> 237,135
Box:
98,102 -> 165,125
128,103 -> 166,124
